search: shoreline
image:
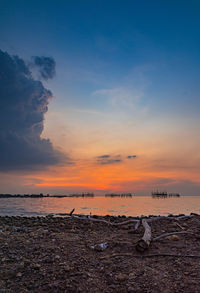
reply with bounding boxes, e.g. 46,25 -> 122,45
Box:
1,214 -> 200,292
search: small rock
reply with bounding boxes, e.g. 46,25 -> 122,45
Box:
109,284 -> 117,290
16,272 -> 22,277
102,259 -> 112,265
42,229 -> 49,233
99,266 -> 104,272
32,263 -> 41,270
63,265 -> 71,272
182,223 -> 188,228
1,257 -> 7,262
18,261 -> 25,268
129,272 -> 136,279
167,235 -> 180,241
115,273 -> 129,282
128,286 -> 135,292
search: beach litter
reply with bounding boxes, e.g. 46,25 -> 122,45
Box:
90,243 -> 108,251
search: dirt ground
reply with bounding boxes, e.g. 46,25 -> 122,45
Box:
0,214 -> 200,293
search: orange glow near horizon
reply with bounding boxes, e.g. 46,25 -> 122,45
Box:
22,155 -> 200,195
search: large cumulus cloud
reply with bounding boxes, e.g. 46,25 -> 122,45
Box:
0,49 -> 66,171
33,56 -> 56,80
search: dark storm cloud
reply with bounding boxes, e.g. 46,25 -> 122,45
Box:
127,155 -> 137,159
33,56 -> 56,80
0,49 -> 66,171
97,155 -> 122,165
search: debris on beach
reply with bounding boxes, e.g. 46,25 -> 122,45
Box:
90,243 -> 108,251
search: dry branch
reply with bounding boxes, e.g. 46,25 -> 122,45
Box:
100,253 -> 200,259
69,208 -> 75,216
71,213 -> 140,228
146,215 -> 194,223
153,231 -> 193,241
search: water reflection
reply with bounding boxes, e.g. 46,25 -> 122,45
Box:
0,196 -> 199,217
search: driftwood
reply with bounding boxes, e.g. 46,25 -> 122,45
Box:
67,210 -> 196,253
100,253 -> 200,259
146,214 -> 194,223
68,209 -> 140,229
68,210 -> 194,229
175,222 -> 184,230
134,220 -> 141,230
153,231 -> 193,241
75,216 -> 140,228
69,208 -> 75,216
134,215 -> 195,252
136,219 -> 152,252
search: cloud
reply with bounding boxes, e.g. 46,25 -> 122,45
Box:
93,87 -> 139,108
0,49 -> 66,171
127,155 -> 137,159
96,154 -> 137,164
97,155 -> 110,159
33,56 -> 56,80
97,154 -> 122,165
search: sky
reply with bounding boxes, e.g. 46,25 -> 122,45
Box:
0,0 -> 200,195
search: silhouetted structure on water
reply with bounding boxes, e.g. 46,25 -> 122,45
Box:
151,191 -> 180,198
105,193 -> 134,197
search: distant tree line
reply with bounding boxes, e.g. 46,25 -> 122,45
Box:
0,193 -> 48,198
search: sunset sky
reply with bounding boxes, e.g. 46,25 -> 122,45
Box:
0,0 -> 200,195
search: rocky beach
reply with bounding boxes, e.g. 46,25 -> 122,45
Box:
0,214 -> 200,293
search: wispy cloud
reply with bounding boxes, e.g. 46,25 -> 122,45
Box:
96,154 -> 138,165
92,63 -> 153,110
127,155 -> 137,159
96,154 -> 122,165
92,87 -> 142,108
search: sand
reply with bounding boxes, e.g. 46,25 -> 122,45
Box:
0,214 -> 200,292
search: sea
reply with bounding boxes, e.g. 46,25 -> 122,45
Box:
0,196 -> 200,217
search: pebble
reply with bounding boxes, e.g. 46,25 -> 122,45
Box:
128,286 -> 135,292
32,263 -> 41,270
129,272 -> 136,279
167,235 -> 180,241
115,273 -> 129,281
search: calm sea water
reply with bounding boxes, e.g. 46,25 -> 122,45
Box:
0,196 -> 200,217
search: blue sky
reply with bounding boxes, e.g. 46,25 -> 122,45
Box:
1,0 -> 200,113
0,0 -> 200,194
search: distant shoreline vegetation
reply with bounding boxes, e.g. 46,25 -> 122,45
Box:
0,192 -> 181,198
0,193 -> 135,198
0,193 -> 95,198
0,193 -> 48,198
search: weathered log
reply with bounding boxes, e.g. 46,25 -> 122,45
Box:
136,219 -> 152,252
